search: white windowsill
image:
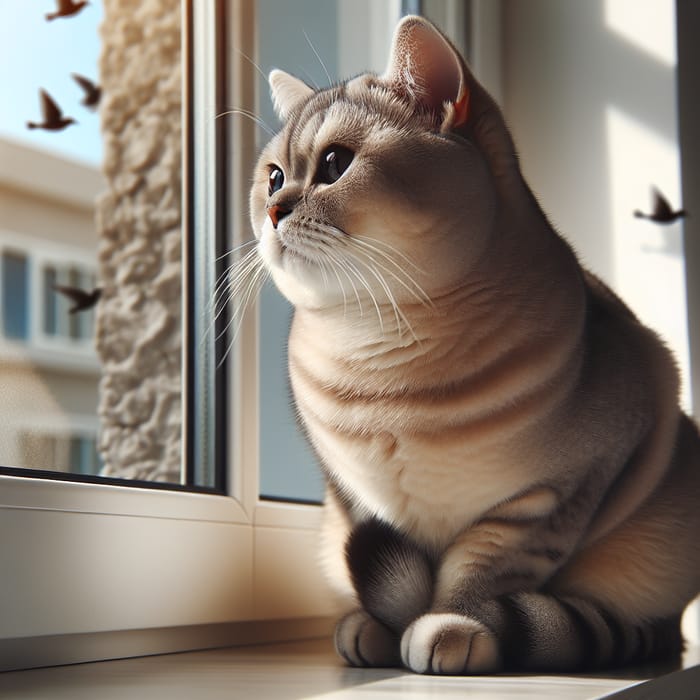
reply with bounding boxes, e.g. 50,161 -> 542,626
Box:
1,638 -> 698,700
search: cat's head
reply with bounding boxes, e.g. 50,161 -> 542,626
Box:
250,16 -> 514,312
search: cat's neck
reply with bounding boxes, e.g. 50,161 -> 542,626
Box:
290,218 -> 586,379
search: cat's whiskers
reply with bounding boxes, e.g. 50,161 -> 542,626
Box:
302,224 -> 366,319
352,233 -> 426,276
212,244 -> 260,303
303,221 -> 425,343
319,244 -> 366,319
349,235 -> 435,310
325,247 -> 384,333
216,260 -> 268,369
322,239 -> 412,342
215,239 -> 258,264
317,223 -> 433,310
347,240 -> 434,312
236,48 -> 272,88
299,68 -> 321,91
317,248 -> 350,316
208,241 -> 269,367
210,254 -> 259,327
215,108 -> 275,137
345,247 -> 421,346
303,29 -> 332,86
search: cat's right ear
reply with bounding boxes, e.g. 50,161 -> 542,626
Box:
269,69 -> 314,121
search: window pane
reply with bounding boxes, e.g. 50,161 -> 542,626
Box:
69,435 -> 101,476
251,0 -> 397,502
43,266 -> 58,336
2,251 -> 29,340
0,0 -> 187,488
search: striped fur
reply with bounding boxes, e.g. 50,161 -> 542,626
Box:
247,16 -> 700,674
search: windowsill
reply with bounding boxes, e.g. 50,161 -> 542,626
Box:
1,638 -> 698,700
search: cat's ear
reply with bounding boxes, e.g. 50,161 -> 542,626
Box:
383,15 -> 469,129
269,69 -> 314,121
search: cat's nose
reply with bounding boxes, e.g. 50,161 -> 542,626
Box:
267,204 -> 291,229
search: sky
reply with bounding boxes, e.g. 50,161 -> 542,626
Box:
0,0 -> 104,167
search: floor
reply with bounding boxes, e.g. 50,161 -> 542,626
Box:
1,638 -> 699,700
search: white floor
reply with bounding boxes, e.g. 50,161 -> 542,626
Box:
1,638 -> 698,700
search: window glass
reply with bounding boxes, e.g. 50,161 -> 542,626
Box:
43,265 -> 58,336
0,0 -> 186,487
252,0 -> 399,502
2,251 -> 29,340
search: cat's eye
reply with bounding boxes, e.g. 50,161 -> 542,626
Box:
268,166 -> 284,196
318,146 -> 354,184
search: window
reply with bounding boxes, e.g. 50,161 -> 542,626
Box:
69,435 -> 101,476
2,250 -> 29,340
39,262 -> 96,343
42,265 -> 58,336
2,0 -> 368,670
1,0 -> 697,674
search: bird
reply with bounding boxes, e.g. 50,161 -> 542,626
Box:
53,285 -> 102,313
45,0 -> 89,21
634,186 -> 687,224
26,89 -> 77,131
71,73 -> 101,110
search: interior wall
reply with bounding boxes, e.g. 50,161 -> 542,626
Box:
501,0 -> 690,409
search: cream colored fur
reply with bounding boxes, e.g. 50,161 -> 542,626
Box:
245,15 -> 700,674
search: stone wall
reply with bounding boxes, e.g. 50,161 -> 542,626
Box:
95,0 -> 182,482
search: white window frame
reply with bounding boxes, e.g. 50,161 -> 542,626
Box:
0,0 -> 401,672
7,0 -> 694,674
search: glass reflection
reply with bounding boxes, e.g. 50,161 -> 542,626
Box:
0,0 -> 183,485
0,2 -> 102,477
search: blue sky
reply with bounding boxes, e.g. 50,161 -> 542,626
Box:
0,1 -> 103,167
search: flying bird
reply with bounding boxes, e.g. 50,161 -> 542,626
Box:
71,73 -> 101,110
45,0 -> 89,21
634,187 -> 687,224
53,285 -> 102,314
26,89 -> 77,131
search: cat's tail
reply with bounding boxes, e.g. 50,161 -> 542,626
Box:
345,518 -> 433,634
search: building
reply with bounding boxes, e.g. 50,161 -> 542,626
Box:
0,137 -> 102,475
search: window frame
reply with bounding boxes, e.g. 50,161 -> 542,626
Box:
1,0 -> 697,675
0,0 -> 347,672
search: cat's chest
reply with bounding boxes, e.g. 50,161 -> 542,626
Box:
297,387 -> 537,545
287,326 -> 549,543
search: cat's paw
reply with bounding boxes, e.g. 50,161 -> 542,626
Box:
334,609 -> 401,668
400,613 -> 501,675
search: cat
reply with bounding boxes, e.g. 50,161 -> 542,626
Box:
244,15 -> 700,674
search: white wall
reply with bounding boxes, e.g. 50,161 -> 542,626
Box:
502,0 -> 690,409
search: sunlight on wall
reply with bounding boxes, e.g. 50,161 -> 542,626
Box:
606,105 -> 690,411
604,0 -> 676,66
606,0 -> 697,650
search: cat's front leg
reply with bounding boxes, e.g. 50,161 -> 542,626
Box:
336,518 -> 435,668
401,485 -> 587,674
401,612 -> 500,674
334,609 -> 401,667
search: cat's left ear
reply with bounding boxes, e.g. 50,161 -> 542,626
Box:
269,69 -> 314,121
383,15 -> 469,130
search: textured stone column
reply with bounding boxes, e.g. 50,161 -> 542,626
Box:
95,0 -> 182,481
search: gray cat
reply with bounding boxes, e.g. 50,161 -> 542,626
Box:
244,15 -> 700,674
